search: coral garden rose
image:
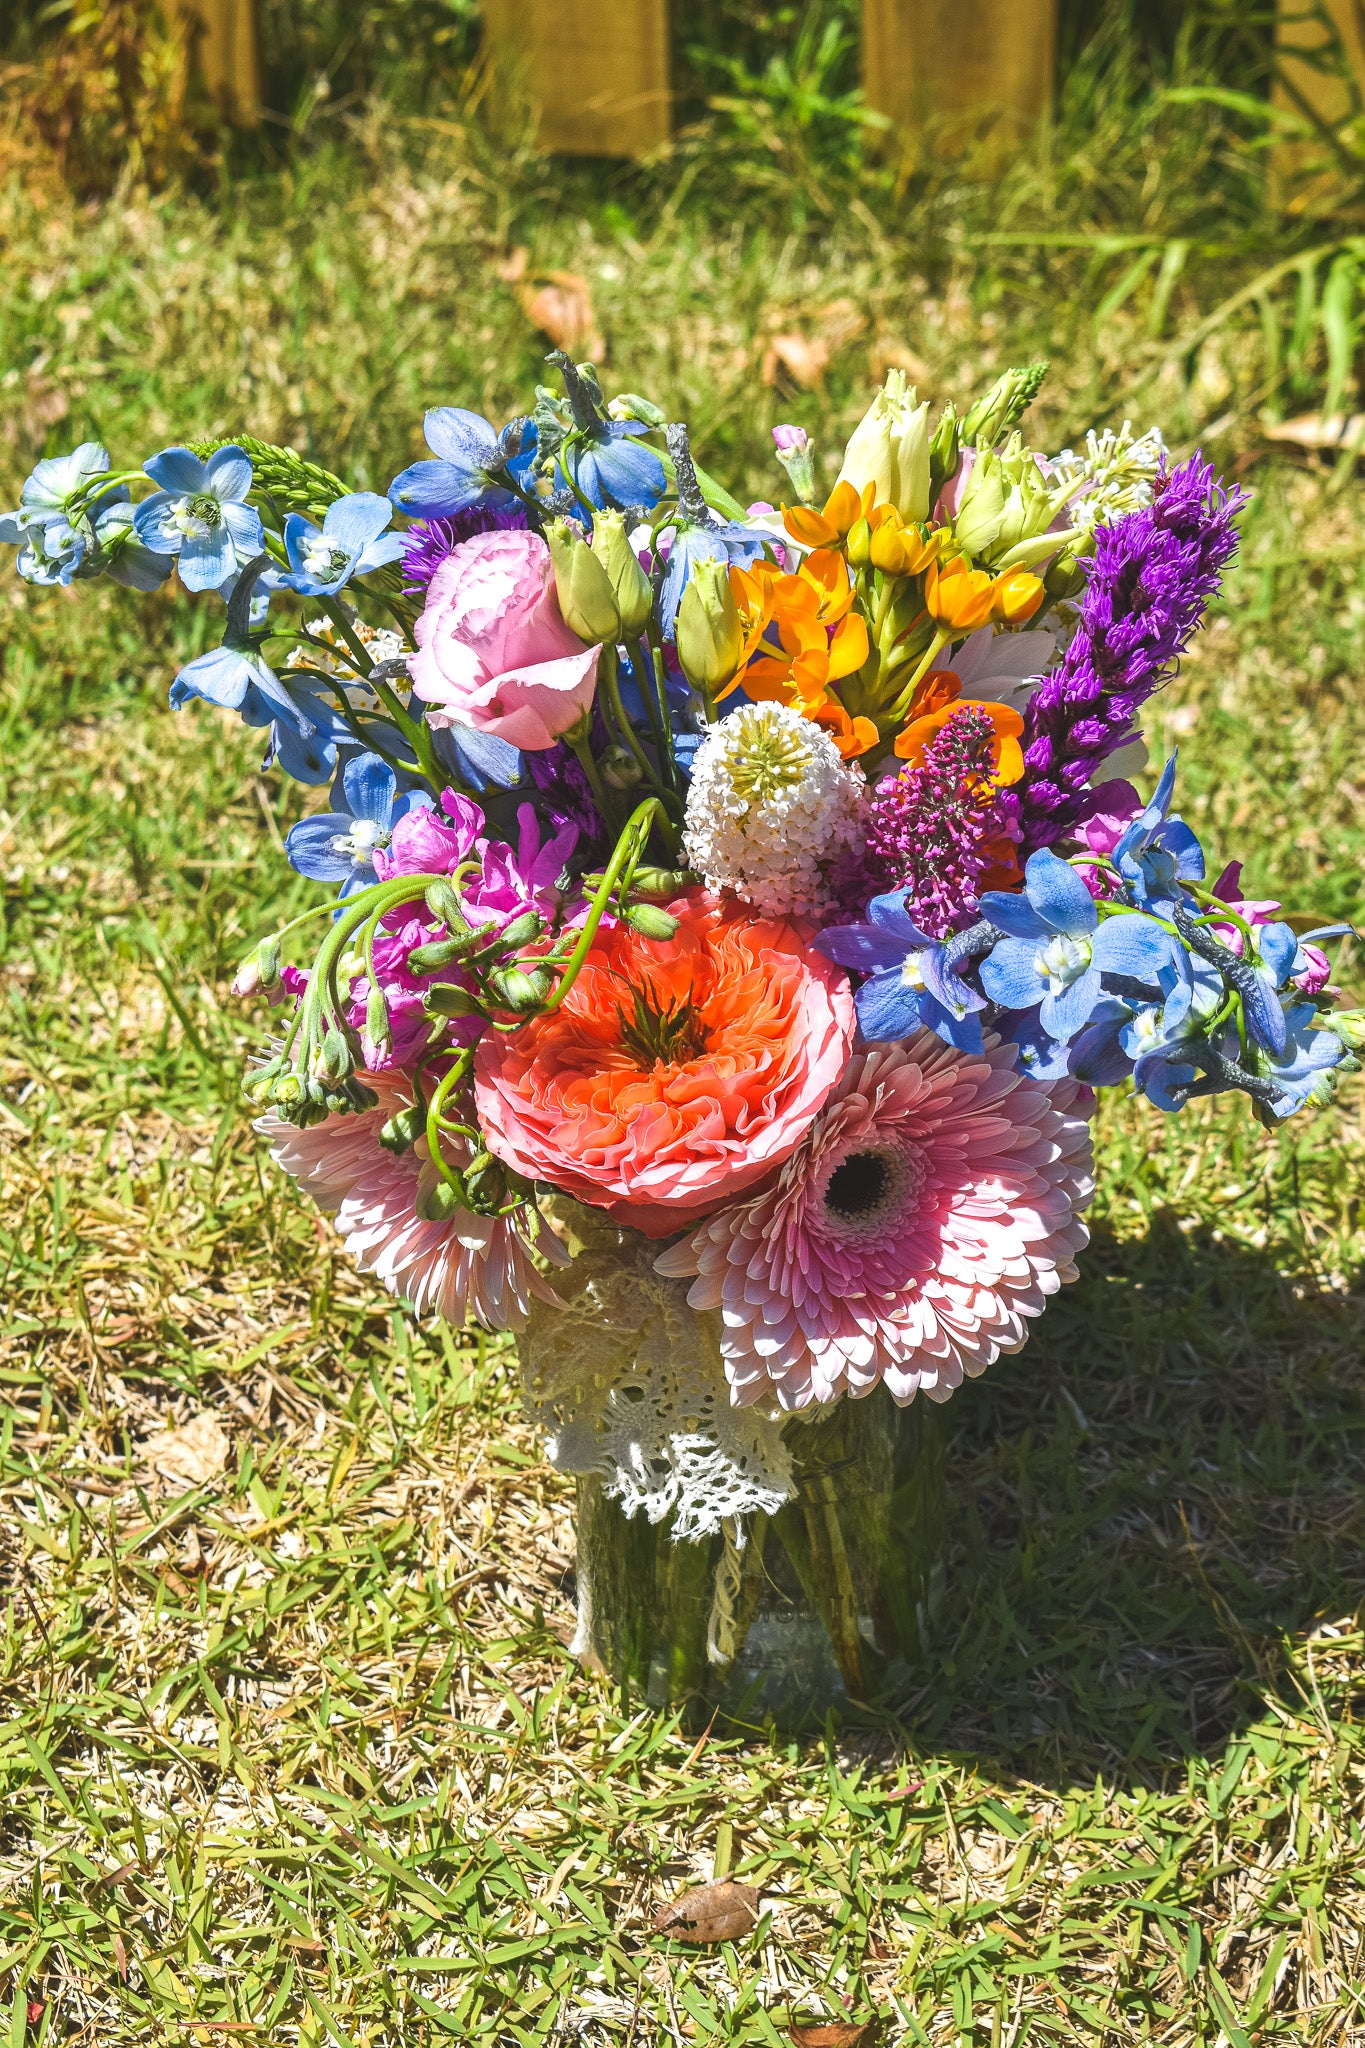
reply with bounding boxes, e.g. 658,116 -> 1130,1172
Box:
408,529 -> 600,750
473,890 -> 856,1236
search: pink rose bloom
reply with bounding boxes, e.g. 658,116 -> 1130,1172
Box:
373,788 -> 483,880
408,530 -> 601,751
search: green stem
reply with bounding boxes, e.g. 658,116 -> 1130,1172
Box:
540,800 -> 667,1016
886,628 -> 950,725
598,646 -> 682,843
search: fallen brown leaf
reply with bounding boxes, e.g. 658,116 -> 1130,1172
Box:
870,339 -> 932,386
1261,410 -> 1365,451
789,2023 -> 881,2048
519,272 -> 602,361
761,334 -> 832,392
139,1413 -> 230,1486
651,1879 -> 759,1944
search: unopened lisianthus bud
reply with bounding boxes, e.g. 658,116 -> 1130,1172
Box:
591,508 -> 654,637
836,370 -> 930,523
546,517 -> 621,645
675,557 -> 744,696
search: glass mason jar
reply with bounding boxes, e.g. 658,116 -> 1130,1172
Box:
518,1202 -> 946,1728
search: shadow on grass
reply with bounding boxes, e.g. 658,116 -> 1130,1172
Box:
902,1211 -> 1365,1785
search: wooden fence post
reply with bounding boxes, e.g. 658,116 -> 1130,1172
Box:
1272,0 -> 1365,203
176,0 -> 261,126
861,0 -> 1057,160
482,0 -> 671,158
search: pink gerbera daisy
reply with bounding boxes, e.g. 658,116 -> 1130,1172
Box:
656,1031 -> 1094,1408
258,1072 -> 565,1331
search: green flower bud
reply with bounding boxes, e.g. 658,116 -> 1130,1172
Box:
546,516 -> 621,645
495,910 -> 544,952
487,964 -> 555,1012
461,1150 -> 508,1213
928,403 -> 960,505
591,508 -> 654,637
407,935 -> 473,974
1325,1007 -> 1365,1052
365,984 -> 392,1054
378,1104 -> 425,1154
950,448 -> 1008,560
961,361 -> 1049,449
601,744 -> 645,791
1043,547 -> 1085,602
270,1071 -> 305,1111
627,866 -> 694,899
675,555 -> 744,696
424,879 -> 466,929
607,392 -> 667,427
417,1177 -> 466,1223
422,983 -> 486,1019
624,902 -> 680,941
317,1028 -> 352,1084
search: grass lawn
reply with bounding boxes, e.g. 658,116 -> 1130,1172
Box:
2,103 -> 1365,2045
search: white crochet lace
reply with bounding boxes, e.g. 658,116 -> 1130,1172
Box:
516,1205 -> 795,1546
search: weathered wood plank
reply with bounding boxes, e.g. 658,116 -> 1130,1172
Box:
861,0 -> 1058,157
483,0 -> 671,159
174,0 -> 261,126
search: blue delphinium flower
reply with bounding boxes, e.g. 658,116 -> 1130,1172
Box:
134,445 -> 264,592
171,642 -> 315,737
12,442 -> 113,532
3,511 -> 89,586
1112,755 -> 1205,910
273,492 -> 405,597
658,524 -> 766,641
569,421 -> 666,512
1254,1003 -> 1352,1116
816,893 -> 986,1052
266,687 -> 354,787
88,500 -> 175,592
388,411 -> 536,520
285,753 -> 427,891
979,850 -> 1175,1040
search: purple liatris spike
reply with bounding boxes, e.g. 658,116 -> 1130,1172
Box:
402,504 -> 530,591
1016,454 -> 1245,853
856,705 -> 1023,938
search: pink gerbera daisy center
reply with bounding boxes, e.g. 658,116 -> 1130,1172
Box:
814,1140 -> 922,1240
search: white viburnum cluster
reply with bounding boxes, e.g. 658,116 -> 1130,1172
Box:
682,702 -> 867,917
1050,421 -> 1167,537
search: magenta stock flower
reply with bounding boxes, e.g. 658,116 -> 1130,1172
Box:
657,1031 -> 1095,1409
259,1072 -> 565,1331
373,787 -> 483,880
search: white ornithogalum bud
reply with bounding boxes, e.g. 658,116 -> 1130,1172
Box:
682,701 -> 868,918
836,369 -> 931,523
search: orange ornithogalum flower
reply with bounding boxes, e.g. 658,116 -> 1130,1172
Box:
923,556 -> 998,633
894,695 -> 1025,787
857,506 -> 944,579
782,479 -> 874,551
991,568 -> 1046,625
726,550 -> 876,757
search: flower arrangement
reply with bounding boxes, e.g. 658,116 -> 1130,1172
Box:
7,357 -> 1358,1696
